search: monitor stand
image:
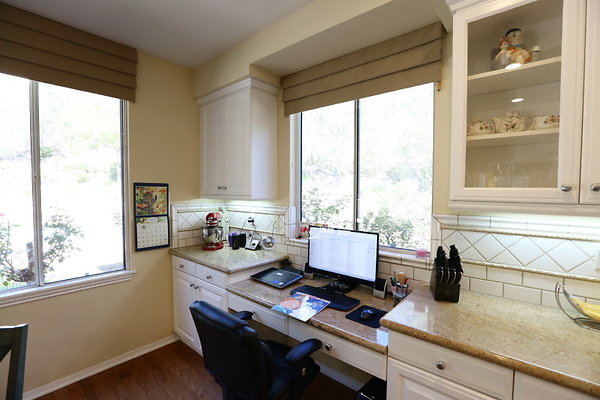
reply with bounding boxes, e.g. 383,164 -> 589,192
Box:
325,278 -> 358,294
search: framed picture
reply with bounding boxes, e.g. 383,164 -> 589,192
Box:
133,183 -> 170,251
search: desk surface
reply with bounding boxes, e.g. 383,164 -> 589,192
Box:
227,278 -> 394,354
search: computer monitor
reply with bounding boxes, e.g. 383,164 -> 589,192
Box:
306,226 -> 379,291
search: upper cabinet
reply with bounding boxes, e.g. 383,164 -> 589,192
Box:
198,78 -> 279,200
449,0 -> 600,212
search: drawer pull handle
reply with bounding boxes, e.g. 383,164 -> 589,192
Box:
436,361 -> 446,370
590,183 -> 600,192
179,264 -> 184,269
324,344 -> 332,351
206,275 -> 212,280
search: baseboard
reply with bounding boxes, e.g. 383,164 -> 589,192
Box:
24,334 -> 179,400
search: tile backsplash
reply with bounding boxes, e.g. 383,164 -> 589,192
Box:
171,203 -> 600,308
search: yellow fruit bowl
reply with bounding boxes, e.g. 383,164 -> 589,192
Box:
555,282 -> 600,331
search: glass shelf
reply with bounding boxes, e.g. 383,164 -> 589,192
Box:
466,128 -> 559,148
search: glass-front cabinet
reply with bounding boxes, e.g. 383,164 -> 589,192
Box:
449,0 -> 599,209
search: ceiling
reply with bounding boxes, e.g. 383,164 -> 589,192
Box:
2,0 -> 314,67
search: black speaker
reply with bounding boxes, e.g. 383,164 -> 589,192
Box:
372,277 -> 387,299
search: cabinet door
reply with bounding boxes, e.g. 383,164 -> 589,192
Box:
514,372 -> 596,400
580,0 -> 600,204
201,100 -> 224,196
173,270 -> 201,351
221,89 -> 251,196
197,278 -> 227,311
450,0 -> 586,205
387,358 -> 496,400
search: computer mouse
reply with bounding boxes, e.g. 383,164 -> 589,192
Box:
360,308 -> 376,321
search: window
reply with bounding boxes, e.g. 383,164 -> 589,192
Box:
0,73 -> 126,293
300,83 -> 434,250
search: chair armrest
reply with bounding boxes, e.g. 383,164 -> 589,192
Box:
285,338 -> 322,365
232,311 -> 254,321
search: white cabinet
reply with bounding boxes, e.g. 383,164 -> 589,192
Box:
514,372 -> 596,400
387,357 -> 496,400
198,78 -> 279,200
173,270 -> 201,352
387,332 -> 513,399
449,0 -> 600,211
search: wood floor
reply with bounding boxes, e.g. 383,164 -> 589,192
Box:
38,341 -> 356,400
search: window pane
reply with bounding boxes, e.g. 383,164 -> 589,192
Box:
0,74 -> 35,290
358,84 -> 434,249
38,83 -> 124,283
301,101 -> 354,229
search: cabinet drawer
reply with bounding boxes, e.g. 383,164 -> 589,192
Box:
196,263 -> 227,287
388,332 -> 512,400
228,293 -> 288,334
172,256 -> 197,276
289,319 -> 386,379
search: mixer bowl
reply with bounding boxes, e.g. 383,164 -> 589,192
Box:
201,227 -> 223,244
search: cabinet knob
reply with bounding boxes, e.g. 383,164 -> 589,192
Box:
206,275 -> 212,280
590,183 -> 600,192
223,186 -> 227,190
179,264 -> 184,269
560,184 -> 573,192
217,186 -> 223,190
324,343 -> 332,351
189,283 -> 194,288
436,361 -> 446,370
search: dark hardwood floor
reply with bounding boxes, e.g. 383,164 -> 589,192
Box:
39,341 -> 356,400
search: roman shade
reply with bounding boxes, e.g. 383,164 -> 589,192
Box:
282,22 -> 444,116
0,2 -> 137,101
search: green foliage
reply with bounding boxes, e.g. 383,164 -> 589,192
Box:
0,214 -> 82,285
301,188 -> 348,225
361,208 -> 415,249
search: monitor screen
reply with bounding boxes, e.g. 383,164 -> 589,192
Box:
307,226 -> 379,284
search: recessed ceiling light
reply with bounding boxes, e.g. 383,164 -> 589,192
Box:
505,63 -> 522,70
511,98 -> 525,103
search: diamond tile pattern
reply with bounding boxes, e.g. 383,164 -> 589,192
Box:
442,229 -> 600,279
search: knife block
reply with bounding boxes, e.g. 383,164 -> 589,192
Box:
430,267 -> 460,303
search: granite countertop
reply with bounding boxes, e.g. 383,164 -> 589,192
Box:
170,245 -> 288,273
227,278 -> 394,354
380,284 -> 600,397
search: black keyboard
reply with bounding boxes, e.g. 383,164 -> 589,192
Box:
290,285 -> 360,311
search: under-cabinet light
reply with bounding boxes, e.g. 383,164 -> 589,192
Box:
511,98 -> 525,103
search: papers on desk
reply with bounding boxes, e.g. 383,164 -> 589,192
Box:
272,292 -> 330,322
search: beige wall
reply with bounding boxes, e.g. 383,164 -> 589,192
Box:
193,0 -> 394,98
0,51 -> 198,393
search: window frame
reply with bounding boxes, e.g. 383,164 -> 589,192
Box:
0,78 -> 134,308
291,88 -> 435,258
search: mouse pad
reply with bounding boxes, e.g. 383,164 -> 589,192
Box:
345,305 -> 387,328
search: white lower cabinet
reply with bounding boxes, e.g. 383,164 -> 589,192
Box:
387,357 -> 496,400
513,372 -> 596,400
173,269 -> 226,355
387,332 -> 513,400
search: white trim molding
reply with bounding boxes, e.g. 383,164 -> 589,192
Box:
24,334 -> 178,400
0,270 -> 135,309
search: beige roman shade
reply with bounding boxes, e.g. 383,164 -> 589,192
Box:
0,2 -> 137,101
282,22 -> 444,116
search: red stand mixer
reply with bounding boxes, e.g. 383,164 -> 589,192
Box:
201,212 -> 224,251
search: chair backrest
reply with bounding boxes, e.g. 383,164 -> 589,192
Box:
0,324 -> 28,400
189,301 -> 273,400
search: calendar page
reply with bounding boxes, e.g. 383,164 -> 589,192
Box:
135,216 -> 170,250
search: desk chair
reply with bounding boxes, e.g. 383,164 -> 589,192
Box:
0,324 -> 28,400
189,301 -> 322,400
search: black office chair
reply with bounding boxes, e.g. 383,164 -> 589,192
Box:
0,324 -> 28,400
189,301 -> 322,400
